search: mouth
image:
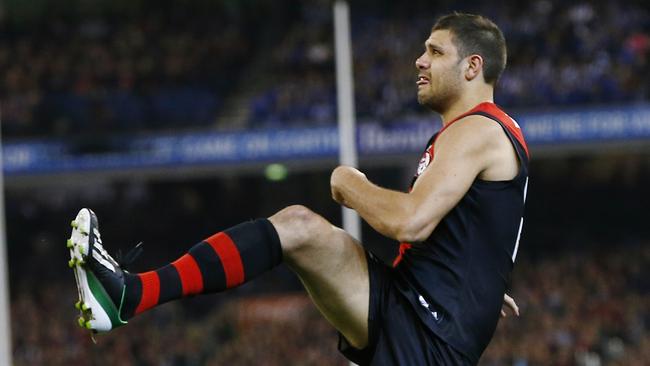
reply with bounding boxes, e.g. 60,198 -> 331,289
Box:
417,75 -> 430,86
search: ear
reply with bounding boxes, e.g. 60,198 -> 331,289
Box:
464,54 -> 484,81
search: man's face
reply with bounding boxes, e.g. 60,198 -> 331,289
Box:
415,29 -> 464,113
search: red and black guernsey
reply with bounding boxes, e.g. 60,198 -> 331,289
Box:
393,102 -> 529,363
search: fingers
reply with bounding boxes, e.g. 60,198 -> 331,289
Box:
503,294 -> 520,316
500,309 -> 506,318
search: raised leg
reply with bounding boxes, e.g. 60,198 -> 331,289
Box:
269,205 -> 370,348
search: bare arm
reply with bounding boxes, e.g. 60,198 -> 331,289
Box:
331,116 -> 507,242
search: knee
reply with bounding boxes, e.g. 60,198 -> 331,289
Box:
269,205 -> 329,255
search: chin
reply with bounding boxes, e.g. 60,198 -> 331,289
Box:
417,92 -> 431,107
417,94 -> 440,112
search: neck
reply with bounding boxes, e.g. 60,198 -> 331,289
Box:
440,85 -> 494,126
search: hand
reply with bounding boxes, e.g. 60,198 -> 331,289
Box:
500,293 -> 519,318
331,187 -> 347,207
330,166 -> 365,208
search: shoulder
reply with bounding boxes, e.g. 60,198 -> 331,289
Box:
435,114 -> 505,153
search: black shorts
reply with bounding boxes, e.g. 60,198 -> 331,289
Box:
338,252 -> 471,366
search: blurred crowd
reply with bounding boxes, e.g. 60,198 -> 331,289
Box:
11,285 -> 349,365
0,5 -> 251,137
249,0 -> 650,126
482,245 -> 649,366
2,0 -> 649,136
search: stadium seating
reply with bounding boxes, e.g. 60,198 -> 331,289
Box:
1,1 -> 648,136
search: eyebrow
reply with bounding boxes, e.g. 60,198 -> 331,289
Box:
425,42 -> 443,52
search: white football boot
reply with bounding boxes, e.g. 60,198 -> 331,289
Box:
67,208 -> 128,333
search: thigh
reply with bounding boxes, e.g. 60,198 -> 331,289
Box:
269,206 -> 370,349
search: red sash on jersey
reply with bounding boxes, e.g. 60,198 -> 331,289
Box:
445,102 -> 529,158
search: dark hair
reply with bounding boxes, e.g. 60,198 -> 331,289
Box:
432,12 -> 507,85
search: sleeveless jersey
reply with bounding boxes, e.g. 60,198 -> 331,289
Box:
392,102 -> 529,363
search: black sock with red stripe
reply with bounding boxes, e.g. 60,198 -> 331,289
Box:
120,218 -> 282,319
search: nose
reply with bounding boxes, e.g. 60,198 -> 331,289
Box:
415,52 -> 429,70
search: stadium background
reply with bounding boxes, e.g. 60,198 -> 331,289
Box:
1,0 -> 649,365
